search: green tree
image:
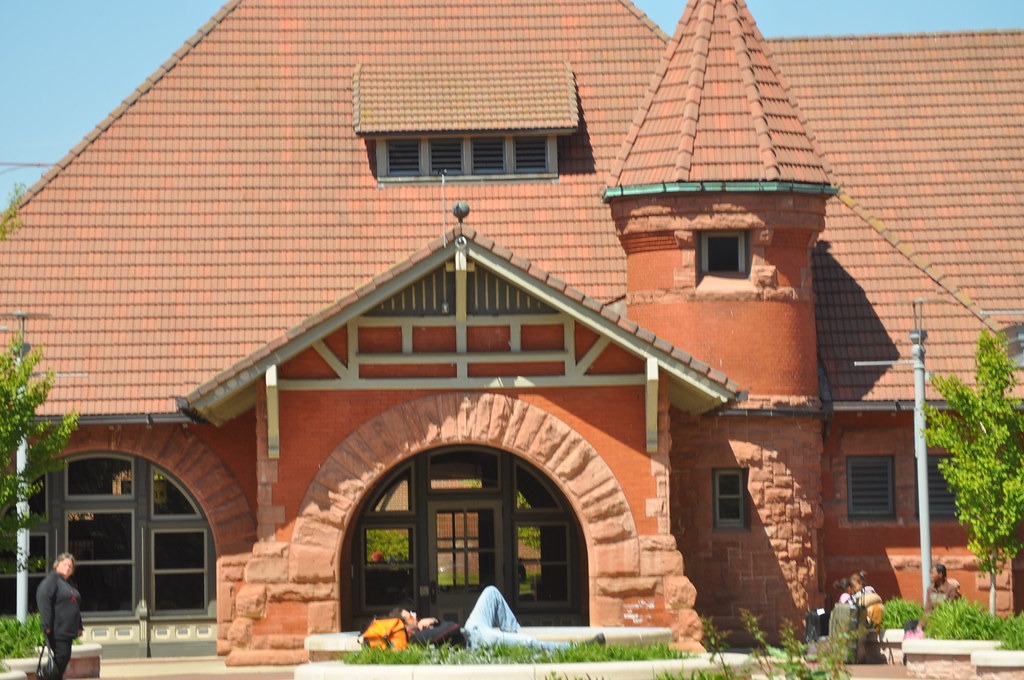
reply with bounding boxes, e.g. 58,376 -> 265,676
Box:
924,330 -> 1024,615
1,184 -> 25,241
0,335 -> 78,574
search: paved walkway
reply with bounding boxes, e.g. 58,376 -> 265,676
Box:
84,656 -> 910,680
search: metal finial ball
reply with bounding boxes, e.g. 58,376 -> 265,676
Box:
452,201 -> 470,221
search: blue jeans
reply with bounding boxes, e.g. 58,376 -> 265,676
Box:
462,586 -> 568,651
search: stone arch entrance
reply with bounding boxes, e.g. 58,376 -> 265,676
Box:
286,392 -> 697,641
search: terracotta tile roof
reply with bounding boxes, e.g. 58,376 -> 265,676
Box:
0,0 -> 667,417
187,225 -> 739,419
353,62 -> 579,134
769,31 -> 1024,402
610,0 -> 830,188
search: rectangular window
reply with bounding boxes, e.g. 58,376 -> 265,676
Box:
387,140 -> 421,176
513,137 -> 548,173
429,139 -> 463,175
701,231 -> 748,275
926,455 -> 957,519
713,469 -> 747,529
847,456 -> 894,517
153,530 -> 206,611
472,138 -> 505,174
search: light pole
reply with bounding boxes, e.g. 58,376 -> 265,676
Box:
854,299 -> 931,605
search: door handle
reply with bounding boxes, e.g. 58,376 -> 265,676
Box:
430,580 -> 437,604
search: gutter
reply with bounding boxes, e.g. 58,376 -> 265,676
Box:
602,180 -> 839,202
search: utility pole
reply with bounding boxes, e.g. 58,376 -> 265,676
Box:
854,299 -> 932,605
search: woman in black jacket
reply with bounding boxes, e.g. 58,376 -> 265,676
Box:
35,553 -> 83,680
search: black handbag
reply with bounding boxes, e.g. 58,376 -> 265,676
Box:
36,643 -> 58,680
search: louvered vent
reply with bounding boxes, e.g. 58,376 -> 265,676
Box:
514,137 -> 547,173
847,456 -> 893,516
472,138 -> 505,174
387,140 -> 420,176
430,139 -> 463,175
926,456 -> 957,518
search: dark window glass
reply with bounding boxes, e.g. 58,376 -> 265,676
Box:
153,473 -> 197,516
430,451 -> 497,490
705,235 -> 741,272
514,137 -> 547,173
0,535 -> 47,615
435,508 -> 495,590
75,564 -> 133,612
68,512 -> 132,560
848,456 -> 894,517
516,524 -> 568,603
515,465 -> 558,510
154,532 -> 204,570
155,573 -> 205,610
363,527 -> 414,607
387,140 -> 420,175
472,138 -> 505,174
67,458 -> 132,496
429,139 -> 463,175
714,469 -> 747,528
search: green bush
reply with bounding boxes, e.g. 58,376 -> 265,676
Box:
998,613 -> 1024,650
0,613 -> 46,661
881,597 -> 923,630
925,598 -> 1005,641
344,641 -> 691,665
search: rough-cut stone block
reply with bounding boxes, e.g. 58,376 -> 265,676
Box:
226,649 -> 308,666
664,575 -> 698,609
590,595 -> 624,625
308,600 -> 339,633
640,548 -> 683,577
268,582 -> 337,602
595,576 -> 659,597
253,541 -> 290,558
235,584 -> 268,618
591,515 -> 633,543
227,617 -> 253,648
217,581 -> 237,621
593,539 -> 640,576
289,543 -> 335,583
246,555 -> 289,584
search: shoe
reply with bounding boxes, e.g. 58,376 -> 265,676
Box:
590,632 -> 606,646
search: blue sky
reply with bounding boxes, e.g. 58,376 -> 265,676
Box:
3,0 -> 1023,201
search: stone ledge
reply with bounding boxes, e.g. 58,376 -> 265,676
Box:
3,643 -> 102,679
973,649 -> 1024,667
904,639 -> 1000,656
294,652 -> 750,680
0,671 -> 26,680
306,626 -> 674,660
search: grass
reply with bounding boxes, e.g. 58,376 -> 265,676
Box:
343,642 -> 692,665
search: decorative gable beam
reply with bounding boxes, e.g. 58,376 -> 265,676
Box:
645,357 -> 659,453
313,340 -> 348,378
446,241 -> 475,322
266,365 -> 280,460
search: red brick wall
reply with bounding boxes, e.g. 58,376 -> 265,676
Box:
822,412 -> 1014,615
669,410 -> 824,638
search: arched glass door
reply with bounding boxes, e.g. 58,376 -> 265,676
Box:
352,446 -> 583,627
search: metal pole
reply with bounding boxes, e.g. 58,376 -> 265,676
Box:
14,321 -> 29,624
911,323 -> 931,605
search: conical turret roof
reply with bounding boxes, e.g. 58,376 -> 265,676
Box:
609,0 -> 830,188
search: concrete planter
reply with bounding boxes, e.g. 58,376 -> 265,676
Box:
972,650 -> 1024,680
2,643 -> 102,680
0,670 -> 26,680
880,628 -> 905,664
903,638 -> 1000,679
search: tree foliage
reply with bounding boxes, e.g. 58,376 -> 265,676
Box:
924,330 -> 1024,613
1,184 -> 25,241
0,335 -> 78,573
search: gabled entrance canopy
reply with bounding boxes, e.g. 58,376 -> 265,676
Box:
185,227 -> 738,451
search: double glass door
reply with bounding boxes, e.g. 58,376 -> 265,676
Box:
353,447 -> 581,627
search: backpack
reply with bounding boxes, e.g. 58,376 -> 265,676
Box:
410,620 -> 467,648
360,617 -> 409,650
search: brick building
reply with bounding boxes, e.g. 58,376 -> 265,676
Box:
2,0 -> 1023,664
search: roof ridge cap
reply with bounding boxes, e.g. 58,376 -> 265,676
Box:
673,0 -> 715,181
615,0 -> 670,42
19,0 -> 244,206
836,188 -> 1000,332
727,0 -> 780,181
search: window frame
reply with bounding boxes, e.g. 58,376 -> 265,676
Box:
379,135 -> 558,181
699,230 -> 750,278
846,455 -> 895,519
713,468 -> 748,530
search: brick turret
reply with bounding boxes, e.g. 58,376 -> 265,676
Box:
606,0 -> 835,404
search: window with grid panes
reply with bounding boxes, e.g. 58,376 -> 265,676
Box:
713,469 -> 748,529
